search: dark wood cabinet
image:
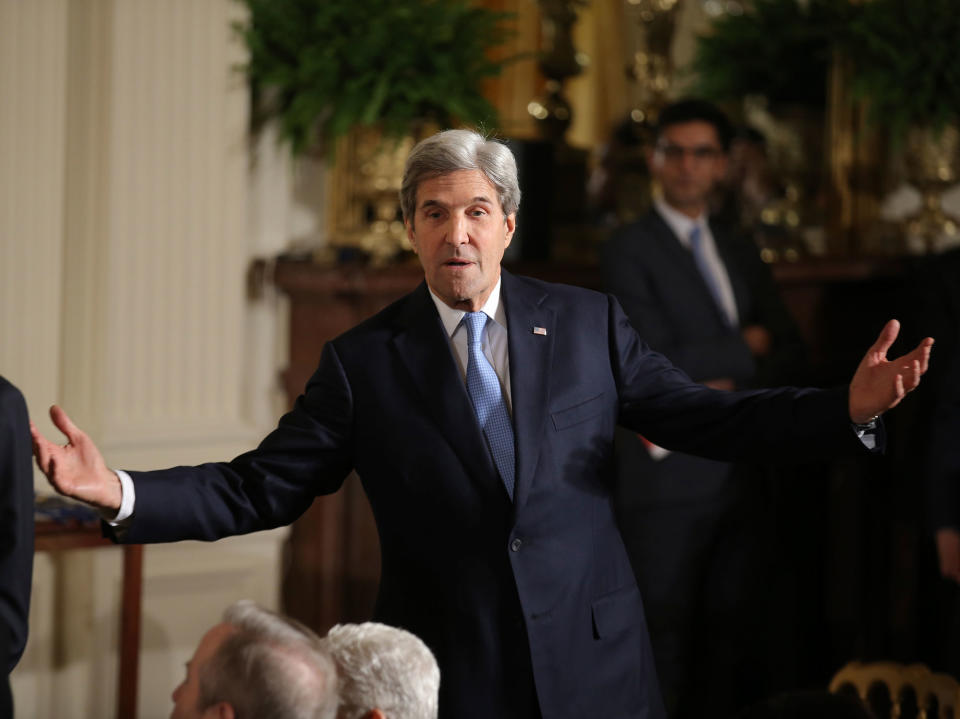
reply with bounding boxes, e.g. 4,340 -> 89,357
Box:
273,259 -> 424,632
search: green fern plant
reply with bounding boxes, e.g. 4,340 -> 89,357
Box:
688,0 -> 855,108
846,0 -> 960,144
236,0 -> 513,155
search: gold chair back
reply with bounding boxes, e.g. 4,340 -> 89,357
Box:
830,661 -> 960,719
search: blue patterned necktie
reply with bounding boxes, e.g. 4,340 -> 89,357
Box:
689,224 -> 731,327
463,312 -> 515,500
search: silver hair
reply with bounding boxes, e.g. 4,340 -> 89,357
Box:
197,600 -> 339,719
400,128 -> 521,225
322,622 -> 440,719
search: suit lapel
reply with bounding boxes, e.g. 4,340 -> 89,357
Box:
392,283 -> 501,496
652,210 -> 738,328
650,212 -> 718,305
650,210 -> 697,273
502,271 -> 555,513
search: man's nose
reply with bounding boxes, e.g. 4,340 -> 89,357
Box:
679,151 -> 698,172
445,214 -> 469,246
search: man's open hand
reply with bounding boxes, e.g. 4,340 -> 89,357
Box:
848,319 -> 934,424
936,528 -> 960,583
31,405 -> 122,512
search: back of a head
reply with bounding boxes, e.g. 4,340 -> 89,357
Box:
323,622 -> 440,719
655,98 -> 733,152
399,128 -> 521,223
199,601 -> 339,719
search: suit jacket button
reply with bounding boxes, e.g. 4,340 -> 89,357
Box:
510,538 -> 523,552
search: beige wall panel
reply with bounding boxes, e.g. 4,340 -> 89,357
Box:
0,0 -> 68,450
9,1 -> 289,716
95,0 -> 253,451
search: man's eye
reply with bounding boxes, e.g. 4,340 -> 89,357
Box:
470,209 -> 487,217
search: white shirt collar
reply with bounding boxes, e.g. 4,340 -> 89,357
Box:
654,197 -> 707,248
428,275 -> 507,338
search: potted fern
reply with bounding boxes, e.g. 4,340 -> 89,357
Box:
236,0 -> 514,261
845,0 -> 960,251
687,0 -> 857,247
845,0 -> 960,147
237,0 -> 511,156
689,0 -> 852,110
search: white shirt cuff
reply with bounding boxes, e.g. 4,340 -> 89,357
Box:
100,469 -> 136,526
852,418 -> 879,451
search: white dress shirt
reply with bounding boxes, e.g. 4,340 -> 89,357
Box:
427,275 -> 512,411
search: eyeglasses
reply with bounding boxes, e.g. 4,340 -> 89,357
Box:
654,143 -> 722,162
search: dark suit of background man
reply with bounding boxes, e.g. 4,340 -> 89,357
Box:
905,247 -> 960,676
1,377 -> 33,719
602,100 -> 807,718
31,130 -> 932,719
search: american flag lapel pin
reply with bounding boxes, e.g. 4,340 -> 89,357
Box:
533,326 -> 547,336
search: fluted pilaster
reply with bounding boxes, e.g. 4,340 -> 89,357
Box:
5,2 -> 288,716
61,0 -> 257,461
0,0 -> 68,438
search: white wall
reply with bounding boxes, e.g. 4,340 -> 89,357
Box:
1,1 -> 295,716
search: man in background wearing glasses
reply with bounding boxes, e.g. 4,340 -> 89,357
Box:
601,99 -> 807,718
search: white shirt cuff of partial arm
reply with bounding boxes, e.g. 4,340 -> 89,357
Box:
99,469 -> 136,526
852,417 -> 879,451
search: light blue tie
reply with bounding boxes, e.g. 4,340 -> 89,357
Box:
463,312 -> 515,500
689,224 -> 731,327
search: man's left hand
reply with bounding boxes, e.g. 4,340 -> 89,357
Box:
848,319 -> 934,424
741,324 -> 772,358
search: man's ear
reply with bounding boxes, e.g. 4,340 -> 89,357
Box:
712,153 -> 729,184
204,701 -> 235,719
503,213 -> 516,248
645,146 -> 658,174
405,219 -> 418,254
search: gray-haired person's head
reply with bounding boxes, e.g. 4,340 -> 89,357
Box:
197,600 -> 339,719
400,129 -> 521,226
322,622 -> 440,719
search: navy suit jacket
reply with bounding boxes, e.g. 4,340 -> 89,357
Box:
602,210 -> 806,504
603,209 -> 805,390
115,271 -> 861,719
1,377 -> 33,716
918,248 -> 960,532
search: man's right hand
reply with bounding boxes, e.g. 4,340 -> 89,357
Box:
31,405 -> 122,513
936,528 -> 960,583
741,324 -> 772,358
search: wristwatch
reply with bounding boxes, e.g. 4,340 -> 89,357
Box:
853,415 -> 880,432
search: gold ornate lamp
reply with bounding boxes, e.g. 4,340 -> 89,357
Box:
903,125 -> 960,253
624,0 -> 680,125
323,131 -> 418,266
529,0 -> 589,143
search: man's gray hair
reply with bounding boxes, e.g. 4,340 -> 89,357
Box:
400,128 -> 521,224
197,600 -> 339,719
322,622 -> 440,719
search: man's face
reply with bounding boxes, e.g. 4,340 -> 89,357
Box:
170,623 -> 236,719
647,120 -> 727,218
406,169 -> 515,312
